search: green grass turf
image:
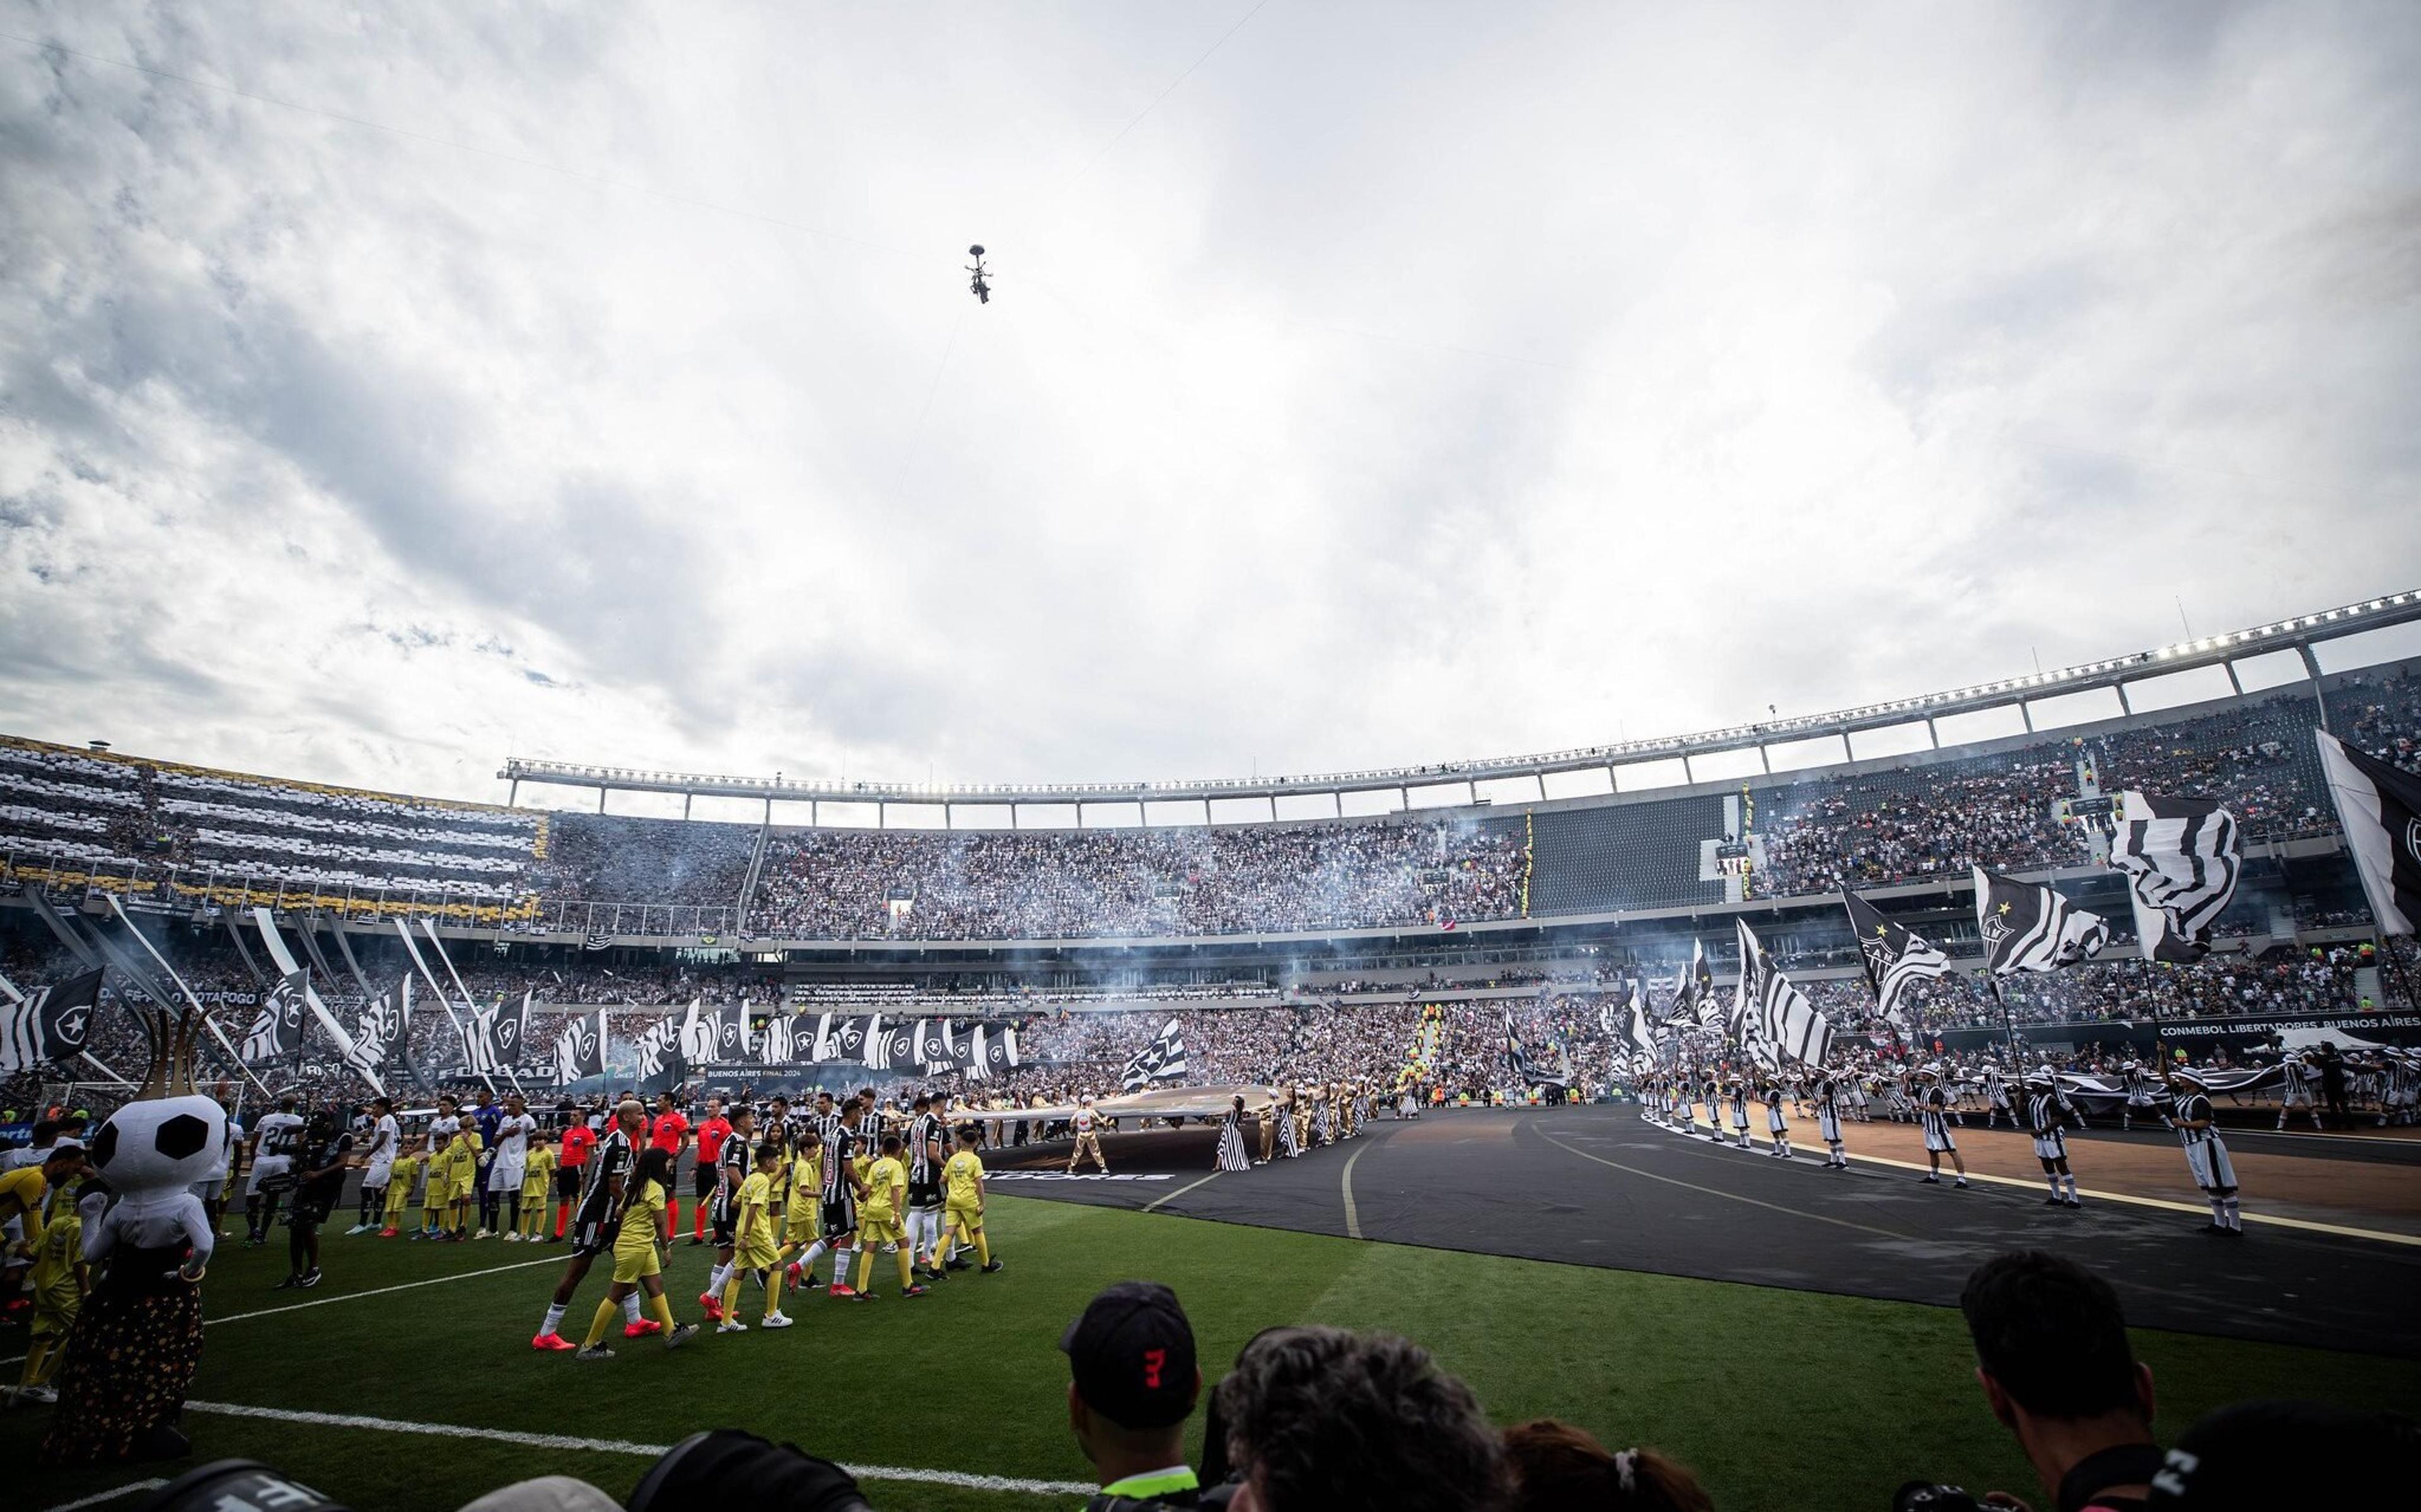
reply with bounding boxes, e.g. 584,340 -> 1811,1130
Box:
14,1196 -> 2420,1512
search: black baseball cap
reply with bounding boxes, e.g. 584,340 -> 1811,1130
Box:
1059,1281 -> 1199,1429
2147,1399 -> 2417,1508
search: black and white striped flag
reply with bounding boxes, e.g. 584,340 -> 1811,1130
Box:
2316,730 -> 2421,937
634,1015 -> 681,1080
0,967 -> 102,1072
1736,918 -> 1833,1066
982,1024 -> 1020,1077
349,980 -> 407,1076
1625,984 -> 1660,1068
2108,792 -> 2241,962
463,1001 -> 502,1078
1842,889 -> 1949,1027
1973,867 -> 2110,972
1121,1019 -> 1188,1092
678,1000 -> 715,1064
965,1024 -> 992,1082
763,1010 -> 795,1065
1663,938 -> 1717,1028
241,970 -> 309,1063
556,1009 -> 607,1083
583,930 -> 614,952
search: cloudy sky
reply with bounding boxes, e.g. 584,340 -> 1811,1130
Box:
4,2 -> 2418,814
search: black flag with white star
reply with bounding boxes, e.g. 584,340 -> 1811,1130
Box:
2316,730 -> 2421,937
1842,889 -> 1949,1027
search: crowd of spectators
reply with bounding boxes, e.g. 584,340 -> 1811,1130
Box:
746,818 -> 1527,940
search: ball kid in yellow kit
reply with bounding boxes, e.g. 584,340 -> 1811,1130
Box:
446,1123 -> 483,1238
516,1135 -> 557,1240
938,1125 -> 1002,1275
717,1145 -> 791,1332
775,1128 -> 828,1288
577,1147 -> 697,1359
416,1133 -> 451,1238
855,1134 -> 922,1298
14,1183 -> 91,1402
380,1140 -> 421,1237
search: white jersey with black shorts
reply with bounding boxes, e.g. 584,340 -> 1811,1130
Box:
1814,1083 -> 1843,1143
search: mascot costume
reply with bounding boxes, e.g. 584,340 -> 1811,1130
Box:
41,993 -> 223,1465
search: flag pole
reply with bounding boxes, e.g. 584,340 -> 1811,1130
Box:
1983,971 -> 2019,1056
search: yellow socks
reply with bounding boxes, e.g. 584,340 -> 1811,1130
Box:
647,1293 -> 675,1332
583,1300 -> 618,1348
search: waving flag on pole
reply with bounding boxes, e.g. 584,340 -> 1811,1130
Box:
1974,867 -> 2110,972
1842,889 -> 1949,1028
1738,918 -> 1833,1066
1625,984 -> 1659,1068
252,907 -> 384,1094
982,1024 -> 1021,1078
0,967 -> 101,1072
1664,938 -> 1716,1028
763,1011 -> 795,1065
2108,792 -> 2243,962
241,971 -> 308,1065
2315,730 -> 2421,937
1120,1019 -> 1188,1092
678,999 -> 714,1063
633,1015 -> 681,1080
557,1009 -> 607,1083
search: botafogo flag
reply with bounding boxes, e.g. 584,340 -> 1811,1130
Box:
556,1009 -> 607,1082
2316,730 -> 2421,937
1973,867 -> 2110,973
0,967 -> 101,1071
2108,792 -> 2242,962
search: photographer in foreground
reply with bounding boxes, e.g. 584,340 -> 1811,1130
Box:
1951,1251 -> 2163,1512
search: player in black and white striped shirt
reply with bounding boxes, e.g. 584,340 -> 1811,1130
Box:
2275,1054 -> 2321,1131
2164,1066 -> 2241,1235
2024,1071 -> 2081,1209
1811,1073 -> 1848,1169
905,1097 -> 947,1279
700,1105 -> 756,1322
534,1100 -> 652,1349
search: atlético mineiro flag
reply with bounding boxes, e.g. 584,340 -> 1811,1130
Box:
2316,730 -> 2421,937
1973,867 -> 2110,973
1842,889 -> 1949,1027
0,967 -> 102,1072
2108,791 -> 2242,962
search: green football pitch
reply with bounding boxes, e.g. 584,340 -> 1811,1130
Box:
14,1195 -> 2418,1512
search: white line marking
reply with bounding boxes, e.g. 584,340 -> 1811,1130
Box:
1142,1171 -> 1221,1212
3,1254 -> 564,1367
1342,1142 -> 1369,1239
1541,1131 -> 1913,1241
182,1401 -> 1095,1496
1648,1114 -> 2421,1247
39,1482 -> 167,1512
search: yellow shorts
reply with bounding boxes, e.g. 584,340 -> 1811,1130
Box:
860,1213 -> 903,1245
782,1212 -> 818,1247
610,1242 -> 661,1285
944,1202 -> 982,1234
32,1300 -> 78,1339
737,1238 -> 781,1272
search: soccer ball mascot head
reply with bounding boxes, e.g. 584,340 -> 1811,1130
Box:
40,984 -> 225,1467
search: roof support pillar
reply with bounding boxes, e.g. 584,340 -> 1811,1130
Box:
507,778 -> 519,807
2299,642 -> 2329,729
683,792 -> 693,819
598,785 -> 607,814
2224,660 -> 2244,695
2019,702 -> 2035,732
1270,795 -> 1279,822
2115,683 -> 2134,715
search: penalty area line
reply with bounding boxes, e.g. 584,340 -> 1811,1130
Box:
182,1401 -> 1096,1496
1143,1170 -> 1222,1211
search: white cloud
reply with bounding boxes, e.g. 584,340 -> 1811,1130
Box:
3,1 -> 2416,804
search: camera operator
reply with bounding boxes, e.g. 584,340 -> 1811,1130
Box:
1209,1325 -> 1504,1512
1956,1251 -> 2163,1512
1061,1281 -> 1204,1510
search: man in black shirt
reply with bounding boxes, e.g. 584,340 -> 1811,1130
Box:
1959,1251 -> 2164,1512
279,1107 -> 357,1291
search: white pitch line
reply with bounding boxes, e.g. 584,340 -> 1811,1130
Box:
1142,1170 -> 1222,1212
182,1400 -> 1095,1496
38,1482 -> 167,1512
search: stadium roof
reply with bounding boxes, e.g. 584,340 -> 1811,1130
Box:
502,589 -> 2421,816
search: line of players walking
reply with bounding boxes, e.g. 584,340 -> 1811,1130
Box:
1635,1061 -> 2248,1236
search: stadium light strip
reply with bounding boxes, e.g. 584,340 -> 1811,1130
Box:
500,589 -> 2421,811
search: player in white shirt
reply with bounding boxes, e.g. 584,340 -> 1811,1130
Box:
1067,1095 -> 1107,1174
244,1094 -> 308,1245
482,1094 -> 538,1240
350,1097 -> 403,1235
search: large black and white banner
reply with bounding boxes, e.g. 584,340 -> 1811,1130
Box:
556,1008 -> 608,1083
677,1000 -> 715,1065
1120,1019 -> 1188,1092
2316,730 -> 2421,937
1736,918 -> 1833,1066
714,1002 -> 750,1063
253,908 -> 384,1094
1973,867 -> 2110,973
492,991 -> 532,1070
351,979 -> 409,1076
2108,791 -> 2242,962
916,1017 -> 954,1074
0,967 -> 101,1073
1625,984 -> 1659,1069
762,1011 -> 796,1066
980,1024 -> 1021,1078
1842,889 -> 1949,1027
